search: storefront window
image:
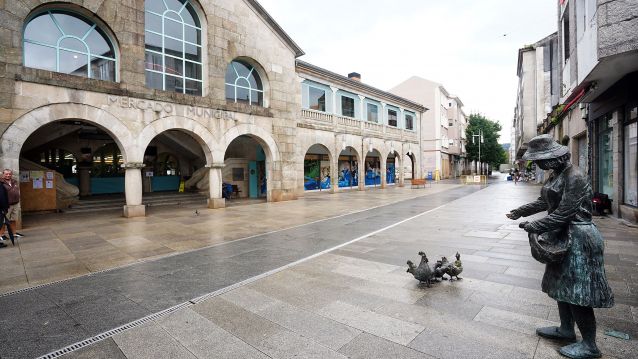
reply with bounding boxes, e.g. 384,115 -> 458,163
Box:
624,105 -> 637,207
598,114 -> 613,199
145,0 -> 203,95
23,10 -> 117,81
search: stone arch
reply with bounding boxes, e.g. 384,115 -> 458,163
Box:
302,142 -> 334,164
0,103 -> 132,171
217,124 -> 280,164
135,116 -> 215,164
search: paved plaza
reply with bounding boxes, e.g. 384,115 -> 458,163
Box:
1,179 -> 637,358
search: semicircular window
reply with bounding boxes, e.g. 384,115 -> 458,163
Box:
225,60 -> 264,106
145,0 -> 203,96
23,10 -> 117,81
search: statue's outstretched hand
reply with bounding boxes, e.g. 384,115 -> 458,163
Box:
506,211 -> 521,220
518,221 -> 529,229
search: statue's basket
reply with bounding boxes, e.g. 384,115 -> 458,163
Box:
528,232 -> 570,264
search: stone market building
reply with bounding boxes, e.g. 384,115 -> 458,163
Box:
0,0 -> 426,225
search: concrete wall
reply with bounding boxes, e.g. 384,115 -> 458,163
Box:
597,0 -> 638,59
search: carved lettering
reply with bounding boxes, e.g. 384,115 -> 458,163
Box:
107,96 -> 230,119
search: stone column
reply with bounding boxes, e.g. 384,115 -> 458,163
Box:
77,164 -> 91,197
380,156 -> 387,189
398,149 -> 405,187
123,162 -> 145,218
330,150 -> 339,194
208,163 -> 225,209
359,142 -> 366,191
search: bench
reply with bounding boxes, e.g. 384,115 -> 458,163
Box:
411,179 -> 427,188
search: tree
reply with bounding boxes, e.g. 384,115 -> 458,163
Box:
465,113 -> 507,171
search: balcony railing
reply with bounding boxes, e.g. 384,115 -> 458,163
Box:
301,109 -> 332,123
300,109 -> 419,142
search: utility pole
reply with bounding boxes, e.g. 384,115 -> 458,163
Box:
472,130 -> 484,175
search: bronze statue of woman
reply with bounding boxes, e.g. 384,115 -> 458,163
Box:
507,135 -> 614,359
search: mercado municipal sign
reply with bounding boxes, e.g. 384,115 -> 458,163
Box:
107,95 -> 234,120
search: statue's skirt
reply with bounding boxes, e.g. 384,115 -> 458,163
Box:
541,223 -> 614,308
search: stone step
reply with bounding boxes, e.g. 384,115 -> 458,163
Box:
63,193 -> 208,213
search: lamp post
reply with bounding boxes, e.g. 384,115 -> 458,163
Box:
472,130 -> 484,175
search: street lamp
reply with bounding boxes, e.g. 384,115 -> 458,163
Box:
471,130 -> 484,174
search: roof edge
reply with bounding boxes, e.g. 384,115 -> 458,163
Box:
296,60 -> 428,113
244,0 -> 305,57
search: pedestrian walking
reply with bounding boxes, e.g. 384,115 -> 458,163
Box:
0,169 -> 23,241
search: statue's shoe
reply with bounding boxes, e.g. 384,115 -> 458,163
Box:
559,342 -> 601,359
536,326 -> 577,341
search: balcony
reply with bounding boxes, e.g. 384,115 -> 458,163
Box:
300,109 -> 418,142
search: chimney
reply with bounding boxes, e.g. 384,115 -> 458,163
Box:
348,72 -> 361,82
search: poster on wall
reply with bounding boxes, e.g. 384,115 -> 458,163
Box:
365,158 -> 381,186
338,158 -> 358,188
303,155 -> 331,190
30,170 -> 44,181
33,178 -> 43,189
45,180 -> 54,189
19,172 -> 30,183
46,171 -> 54,180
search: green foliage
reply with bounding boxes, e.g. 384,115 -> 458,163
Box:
465,113 -> 507,168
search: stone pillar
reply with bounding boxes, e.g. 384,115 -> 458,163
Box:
358,95 -> 365,121
359,143 -> 366,191
398,152 -> 405,187
380,157 -> 387,189
208,163 -> 225,209
123,162 -> 145,218
330,155 -> 339,194
77,165 -> 91,197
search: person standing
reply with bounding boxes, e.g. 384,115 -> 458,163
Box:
0,169 -> 23,240
0,178 -> 8,248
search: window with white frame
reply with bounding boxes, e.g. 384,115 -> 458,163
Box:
145,0 -> 203,95
367,103 -> 379,123
405,113 -> 414,130
308,86 -> 326,111
23,10 -> 117,81
225,60 -> 264,106
387,109 -> 398,127
341,96 -> 355,118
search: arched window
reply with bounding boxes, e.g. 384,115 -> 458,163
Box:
23,10 -> 117,81
225,60 -> 264,106
145,0 -> 203,96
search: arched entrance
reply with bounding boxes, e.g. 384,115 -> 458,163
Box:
386,150 -> 401,185
140,129 -> 209,206
18,119 -> 128,215
405,152 -> 417,180
364,149 -> 382,187
337,146 -> 359,189
223,135 -> 268,203
303,144 -> 332,191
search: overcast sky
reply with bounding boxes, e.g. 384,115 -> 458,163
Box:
259,0 -> 558,143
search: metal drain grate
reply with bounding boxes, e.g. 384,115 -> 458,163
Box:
37,302 -> 192,359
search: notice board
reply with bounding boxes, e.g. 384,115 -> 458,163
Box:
19,170 -> 57,212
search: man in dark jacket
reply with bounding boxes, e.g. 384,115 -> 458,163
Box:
0,179 -> 8,248
0,169 -> 21,241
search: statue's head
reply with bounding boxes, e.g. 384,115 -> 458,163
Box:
406,260 -> 415,272
455,252 -> 460,260
523,134 -> 571,170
